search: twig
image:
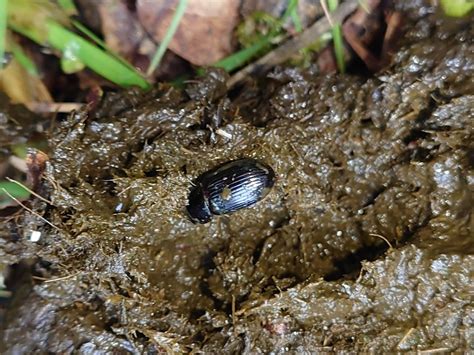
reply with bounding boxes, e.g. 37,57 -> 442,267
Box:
232,294 -> 237,337
227,0 -> 358,87
33,272 -> 81,283
418,348 -> 451,354
397,327 -> 415,349
146,0 -> 189,76
321,0 -> 335,27
1,188 -> 61,231
369,233 -> 393,249
26,102 -> 84,113
117,184 -> 133,197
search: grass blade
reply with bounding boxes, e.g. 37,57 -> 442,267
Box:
146,0 -> 189,77
72,20 -> 105,48
284,0 -> 302,32
212,0 -> 301,73
327,0 -> 346,73
7,0 -> 150,89
0,181 -> 30,203
213,36 -> 273,72
46,21 -> 150,88
11,20 -> 150,89
0,0 -> 7,69
71,20 -> 139,74
440,0 -> 473,17
57,0 -> 77,15
10,40 -> 38,75
282,0 -> 297,19
291,8 -> 303,33
331,22 -> 345,73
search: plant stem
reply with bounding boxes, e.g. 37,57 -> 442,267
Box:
146,0 -> 189,77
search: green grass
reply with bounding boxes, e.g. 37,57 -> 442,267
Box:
213,36 -> 273,72
328,0 -> 346,73
0,181 -> 30,204
9,20 -> 150,89
71,20 -> 144,76
57,0 -> 77,15
440,0 -> 473,17
6,0 -> 150,89
10,40 -> 39,75
47,21 -> 150,88
210,0 -> 303,73
290,8 -> 303,33
147,0 -> 189,76
285,0 -> 302,33
58,0 -> 141,73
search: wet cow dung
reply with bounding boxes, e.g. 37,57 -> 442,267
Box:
1,2 -> 473,353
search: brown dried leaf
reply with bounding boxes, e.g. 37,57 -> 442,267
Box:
98,0 -> 146,60
0,59 -> 53,108
137,0 -> 240,66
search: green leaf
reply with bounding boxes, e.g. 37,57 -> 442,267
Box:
0,181 -> 31,203
283,0 -> 302,33
282,0 -> 297,20
45,21 -> 150,89
331,23 -> 345,73
57,0 -> 77,16
440,0 -> 473,17
7,0 -> 150,89
71,20 -> 140,74
10,143 -> 28,158
290,8 -> 303,33
211,0 -> 304,74
10,40 -> 39,75
212,36 -> 273,72
328,0 -> 346,73
7,0 -> 70,42
60,39 -> 85,73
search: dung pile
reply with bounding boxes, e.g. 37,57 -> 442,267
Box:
1,2 -> 472,353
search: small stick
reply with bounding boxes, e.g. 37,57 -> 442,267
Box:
228,0 -> 358,87
397,327 -> 415,349
356,263 -> 366,283
117,184 -> 133,197
26,102 -> 84,113
33,272 -> 80,283
369,233 -> 393,249
418,348 -> 451,354
1,188 -> 60,231
232,294 -> 237,336
320,0 -> 335,27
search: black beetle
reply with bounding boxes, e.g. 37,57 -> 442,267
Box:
187,158 -> 275,223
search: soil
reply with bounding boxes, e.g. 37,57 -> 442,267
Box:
1,1 -> 473,353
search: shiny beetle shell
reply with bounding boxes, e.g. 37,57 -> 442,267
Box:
187,158 -> 275,223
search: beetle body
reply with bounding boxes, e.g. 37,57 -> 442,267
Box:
187,158 -> 275,223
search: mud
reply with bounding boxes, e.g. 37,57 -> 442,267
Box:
1,2 -> 473,353
0,92 -> 46,159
